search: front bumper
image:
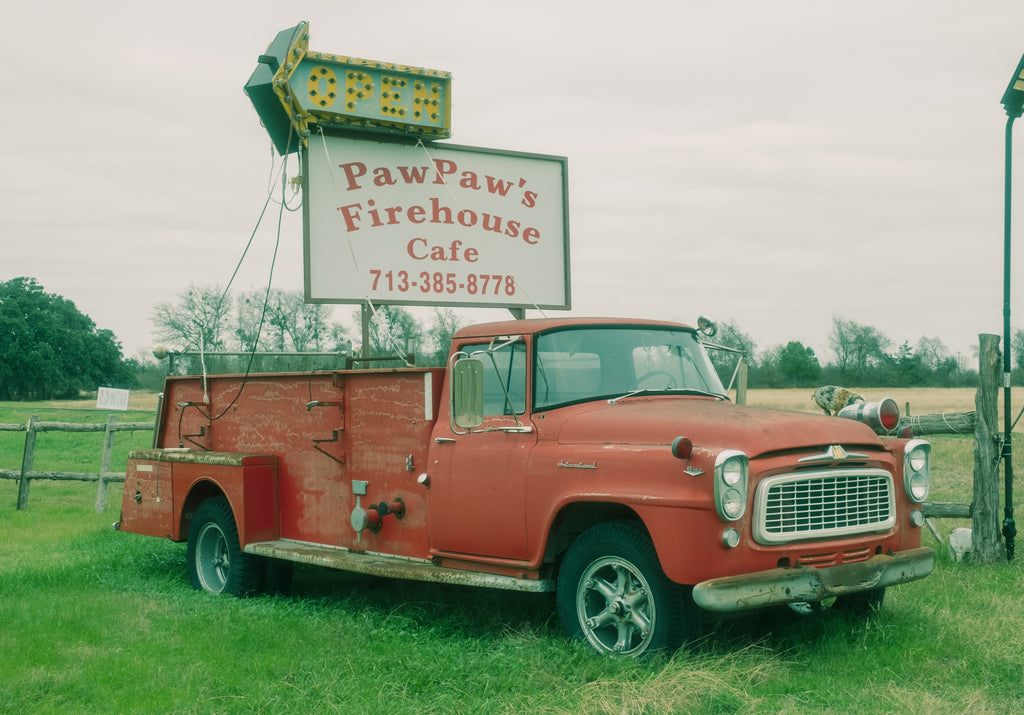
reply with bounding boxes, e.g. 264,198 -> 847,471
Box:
691,547 -> 935,612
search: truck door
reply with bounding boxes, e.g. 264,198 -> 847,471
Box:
428,340 -> 535,560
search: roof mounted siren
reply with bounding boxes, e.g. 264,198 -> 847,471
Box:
837,398 -> 901,434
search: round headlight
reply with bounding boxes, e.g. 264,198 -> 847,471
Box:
909,449 -> 928,472
722,488 -> 744,519
904,440 -> 931,503
714,450 -> 748,522
722,461 -> 743,486
908,473 -> 929,502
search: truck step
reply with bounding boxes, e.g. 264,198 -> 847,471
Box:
244,540 -> 554,593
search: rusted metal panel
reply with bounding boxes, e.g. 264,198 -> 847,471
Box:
119,458 -> 176,538
120,452 -> 279,544
340,370 -> 440,556
149,369 -> 442,558
555,400 -> 884,458
128,449 -> 274,467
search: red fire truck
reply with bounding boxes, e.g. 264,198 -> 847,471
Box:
117,316 -> 933,656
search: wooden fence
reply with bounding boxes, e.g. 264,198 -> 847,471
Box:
875,333 -> 1002,563
0,415 -> 154,512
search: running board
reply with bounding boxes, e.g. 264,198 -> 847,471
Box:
244,540 -> 554,593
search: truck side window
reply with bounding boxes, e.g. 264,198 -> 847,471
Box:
465,342 -> 527,416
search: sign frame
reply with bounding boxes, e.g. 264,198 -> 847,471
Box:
301,131 -> 570,312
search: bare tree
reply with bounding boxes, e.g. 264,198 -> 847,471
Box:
152,283 -> 231,351
357,305 -> 423,360
705,318 -> 756,384
914,336 -> 950,371
276,292 -> 333,351
234,288 -> 342,352
828,317 -> 891,380
424,308 -> 465,366
235,288 -> 269,352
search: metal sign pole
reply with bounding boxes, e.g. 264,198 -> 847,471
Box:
999,54 -> 1024,561
1003,114 -> 1018,561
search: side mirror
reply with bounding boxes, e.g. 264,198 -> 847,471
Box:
451,357 -> 484,430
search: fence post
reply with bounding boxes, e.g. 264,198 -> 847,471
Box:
16,415 -> 38,511
95,414 -> 116,513
973,334 -> 1003,562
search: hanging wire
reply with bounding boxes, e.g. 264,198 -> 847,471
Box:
317,127 -> 413,366
177,135 -> 291,441
412,137 -> 548,318
1011,403 -> 1024,432
198,155 -> 287,423
189,154 -> 276,409
315,130 -> 549,367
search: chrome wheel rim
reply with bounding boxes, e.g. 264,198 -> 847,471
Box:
195,521 -> 230,594
576,556 -> 656,655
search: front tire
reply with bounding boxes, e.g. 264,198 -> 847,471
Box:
186,496 -> 263,596
557,521 -> 697,657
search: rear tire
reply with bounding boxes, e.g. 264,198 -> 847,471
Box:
557,521 -> 698,657
186,496 -> 263,596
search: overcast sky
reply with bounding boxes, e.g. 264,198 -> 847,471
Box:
3,1 -> 1024,365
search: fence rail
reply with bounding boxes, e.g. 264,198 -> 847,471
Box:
1,414 -> 155,512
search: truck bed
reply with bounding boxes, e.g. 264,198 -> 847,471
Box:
151,368 -> 444,557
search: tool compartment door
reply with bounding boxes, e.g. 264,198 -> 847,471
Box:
120,456 -> 176,539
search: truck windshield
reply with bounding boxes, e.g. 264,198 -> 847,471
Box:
534,326 -> 727,410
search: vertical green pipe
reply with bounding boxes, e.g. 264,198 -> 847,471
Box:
1004,115 -> 1017,561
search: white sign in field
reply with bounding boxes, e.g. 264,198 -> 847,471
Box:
97,387 -> 130,411
303,134 -> 570,310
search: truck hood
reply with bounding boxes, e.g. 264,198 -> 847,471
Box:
553,397 -> 884,457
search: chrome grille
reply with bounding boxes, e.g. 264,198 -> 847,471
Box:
753,469 -> 895,545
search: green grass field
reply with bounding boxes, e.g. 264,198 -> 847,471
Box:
0,400 -> 157,478
2,394 -> 1023,713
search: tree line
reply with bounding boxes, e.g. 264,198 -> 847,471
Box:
148,282 -> 461,374
707,317 -> 976,389
0,276 -> 1000,400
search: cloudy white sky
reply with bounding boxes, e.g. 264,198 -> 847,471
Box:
3,1 -> 1024,365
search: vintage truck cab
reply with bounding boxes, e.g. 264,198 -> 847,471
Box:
117,317 -> 933,656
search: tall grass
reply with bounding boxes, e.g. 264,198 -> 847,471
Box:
2,396 -> 1023,713
745,387 -> 979,415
